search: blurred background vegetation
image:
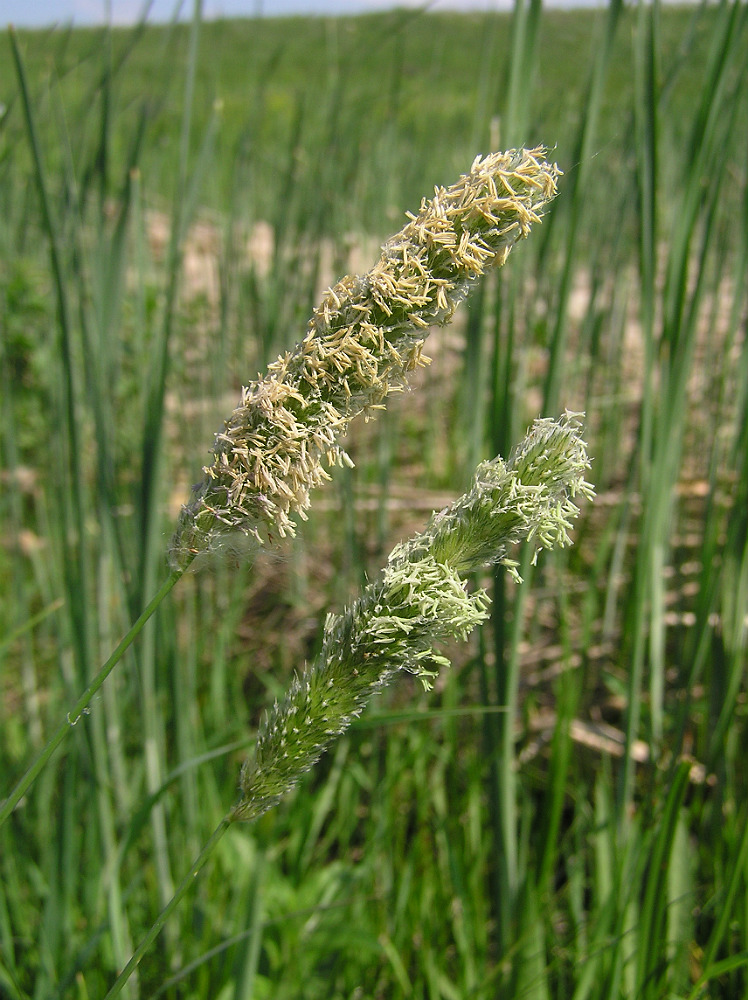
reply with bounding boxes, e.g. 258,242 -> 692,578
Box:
1,2 -> 747,997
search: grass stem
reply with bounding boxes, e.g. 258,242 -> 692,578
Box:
102,812 -> 235,1000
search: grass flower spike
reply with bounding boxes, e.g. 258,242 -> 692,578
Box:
235,411 -> 593,821
170,148 -> 561,568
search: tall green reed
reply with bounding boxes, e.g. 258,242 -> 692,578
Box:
621,0 -> 748,814
474,0 -> 626,951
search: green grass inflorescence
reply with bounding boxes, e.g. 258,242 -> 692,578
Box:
236,411 -> 593,821
170,148 -> 560,566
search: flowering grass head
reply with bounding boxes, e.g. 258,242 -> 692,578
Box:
234,412 -> 593,822
170,148 -> 561,569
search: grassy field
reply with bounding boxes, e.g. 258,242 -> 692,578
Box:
1,2 -> 748,998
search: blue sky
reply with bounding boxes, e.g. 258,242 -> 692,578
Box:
2,0 -> 608,29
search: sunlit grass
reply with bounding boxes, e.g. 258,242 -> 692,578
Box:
1,2 -> 747,998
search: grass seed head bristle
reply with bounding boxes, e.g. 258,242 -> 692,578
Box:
169,148 -> 561,569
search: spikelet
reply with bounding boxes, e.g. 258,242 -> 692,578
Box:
234,412 -> 593,822
170,148 -> 561,568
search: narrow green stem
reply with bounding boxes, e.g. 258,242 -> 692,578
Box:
0,566 -> 187,828
103,813 -> 235,1000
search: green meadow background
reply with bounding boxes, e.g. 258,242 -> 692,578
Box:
1,1 -> 747,997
